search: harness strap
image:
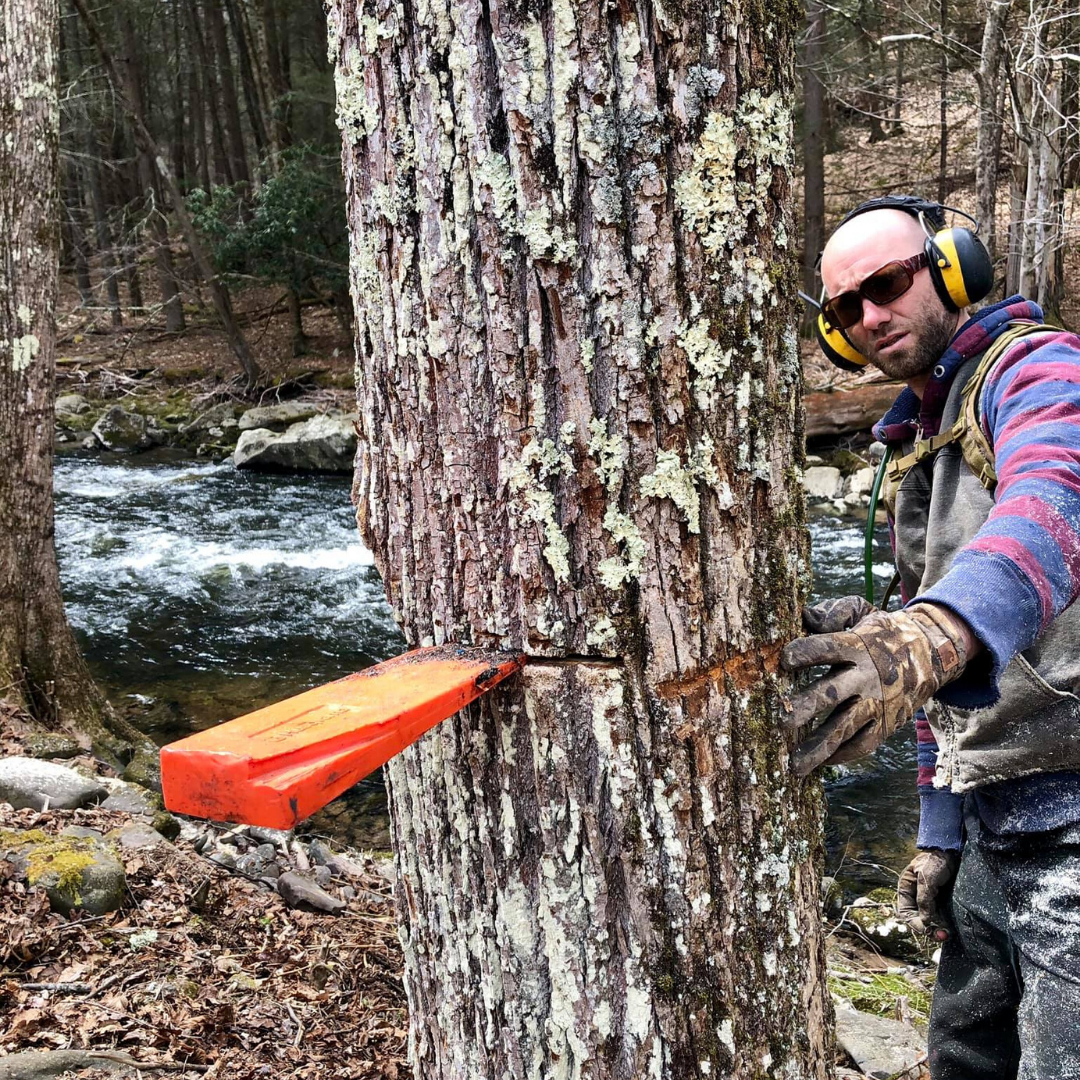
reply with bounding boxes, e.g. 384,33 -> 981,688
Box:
884,322 -> 1054,491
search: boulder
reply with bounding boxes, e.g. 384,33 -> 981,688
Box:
0,757 -> 107,811
233,414 -> 357,474
835,1005 -> 927,1079
0,1049 -> 145,1079
92,406 -> 152,451
2,829 -> 126,916
178,402 -> 240,436
238,401 -> 319,431
803,465 -> 843,502
108,822 -> 171,852
847,466 -> 878,499
55,394 -> 89,415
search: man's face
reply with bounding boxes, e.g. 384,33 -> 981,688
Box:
820,209 -> 960,381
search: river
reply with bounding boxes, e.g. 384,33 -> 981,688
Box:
54,451 -> 912,892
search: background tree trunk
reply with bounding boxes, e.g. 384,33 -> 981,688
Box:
330,0 -> 830,1076
803,0 -> 827,331
0,0 -> 147,757
975,0 -> 1012,266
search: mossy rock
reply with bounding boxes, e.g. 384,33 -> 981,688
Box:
122,746 -> 162,792
844,894 -> 930,963
2,831 -> 126,916
23,732 -> 82,761
828,448 -> 872,476
151,811 -> 181,841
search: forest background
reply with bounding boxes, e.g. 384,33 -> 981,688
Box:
50,0 -> 1079,389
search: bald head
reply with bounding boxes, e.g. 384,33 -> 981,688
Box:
820,209 -> 927,298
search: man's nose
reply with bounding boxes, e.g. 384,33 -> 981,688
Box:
861,299 -> 892,331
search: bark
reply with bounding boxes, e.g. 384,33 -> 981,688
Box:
62,163 -> 94,305
975,0 -> 1012,264
330,0 -> 830,1076
73,0 -> 262,387
286,285 -> 307,356
892,41 -> 904,135
802,0 -> 827,330
0,0 -> 149,756
189,0 -> 233,186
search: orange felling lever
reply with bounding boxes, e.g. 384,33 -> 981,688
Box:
160,644 -> 525,829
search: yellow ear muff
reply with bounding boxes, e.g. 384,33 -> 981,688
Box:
925,227 -> 994,311
815,313 -> 868,372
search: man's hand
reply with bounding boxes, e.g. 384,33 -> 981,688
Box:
801,595 -> 875,635
897,849 -> 960,940
780,602 -> 969,776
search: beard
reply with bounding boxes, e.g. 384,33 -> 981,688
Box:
865,305 -> 957,381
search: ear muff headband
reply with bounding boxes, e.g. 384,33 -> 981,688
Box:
814,197 -> 994,370
815,313 -> 868,372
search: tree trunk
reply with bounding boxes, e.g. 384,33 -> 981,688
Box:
188,0 -> 233,187
225,0 -> 270,165
62,162 -> 94,305
286,285 -> 307,356
258,0 -> 291,152
0,0 -> 149,758
206,0 -> 250,187
119,8 -> 185,332
937,0 -> 950,203
73,0 -> 262,387
330,0 -> 830,1076
802,0 -> 827,331
86,137 -> 123,326
893,41 -> 904,135
975,0 -> 1012,265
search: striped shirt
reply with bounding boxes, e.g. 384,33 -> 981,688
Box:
874,297 -> 1080,847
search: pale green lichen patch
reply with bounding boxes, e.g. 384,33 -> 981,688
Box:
334,42 -> 377,145
17,304 -> 33,328
674,90 -> 792,312
507,438 -> 575,582
586,616 -> 617,649
11,334 -> 40,372
639,438 -> 723,533
521,205 -> 577,263
586,419 -> 646,589
474,151 -> 517,227
679,316 -> 734,395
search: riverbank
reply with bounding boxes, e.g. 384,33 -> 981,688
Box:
1,710 -> 935,1079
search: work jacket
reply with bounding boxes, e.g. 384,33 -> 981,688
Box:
885,316 -> 1080,793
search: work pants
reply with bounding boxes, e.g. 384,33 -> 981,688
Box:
928,812 -> 1080,1079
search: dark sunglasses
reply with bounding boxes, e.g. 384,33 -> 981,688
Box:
821,252 -> 929,331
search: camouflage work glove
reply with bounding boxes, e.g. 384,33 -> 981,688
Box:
897,848 -> 961,939
780,603 -> 968,777
801,595 -> 876,635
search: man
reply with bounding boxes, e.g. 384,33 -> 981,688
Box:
784,195 -> 1080,1079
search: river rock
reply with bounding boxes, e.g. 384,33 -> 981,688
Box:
277,871 -> 346,914
122,745 -> 162,792
22,732 -> 81,761
238,401 -> 319,431
2,829 -> 126,916
803,465 -> 844,501
92,406 -> 152,452
108,822 -> 171,852
55,393 -> 90,415
835,1004 -> 927,1079
233,414 -> 357,474
845,890 -> 928,962
847,466 -> 877,498
0,757 -> 107,811
101,781 -> 161,816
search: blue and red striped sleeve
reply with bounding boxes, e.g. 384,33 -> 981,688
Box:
917,328 -> 1080,707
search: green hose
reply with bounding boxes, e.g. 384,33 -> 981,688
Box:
864,445 -> 893,604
